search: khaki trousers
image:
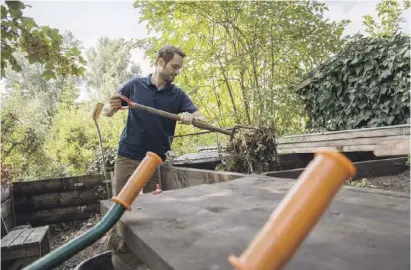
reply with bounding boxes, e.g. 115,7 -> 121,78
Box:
107,155 -> 160,270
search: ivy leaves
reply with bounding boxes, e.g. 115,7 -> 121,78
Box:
297,33 -> 410,131
1,1 -> 86,80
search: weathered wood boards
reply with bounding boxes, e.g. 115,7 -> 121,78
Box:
13,188 -> 106,212
160,165 -> 245,190
1,226 -> 50,270
16,203 -> 101,226
1,198 -> 14,237
173,124 -> 410,166
12,174 -> 107,196
277,124 -> 410,156
101,176 -> 410,270
263,157 -> 409,180
13,174 -> 110,226
1,185 -> 11,202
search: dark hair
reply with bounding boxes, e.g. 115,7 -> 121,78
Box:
155,45 -> 186,65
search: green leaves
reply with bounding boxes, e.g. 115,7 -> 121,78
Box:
363,0 -> 410,37
134,1 -> 349,137
1,1 -> 86,80
297,33 -> 410,132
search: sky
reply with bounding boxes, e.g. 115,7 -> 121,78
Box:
2,0 -> 410,99
22,0 -> 411,73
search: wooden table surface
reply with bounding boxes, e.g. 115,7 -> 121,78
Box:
101,176 -> 410,270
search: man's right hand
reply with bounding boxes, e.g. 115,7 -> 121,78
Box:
102,94 -> 122,117
109,94 -> 122,110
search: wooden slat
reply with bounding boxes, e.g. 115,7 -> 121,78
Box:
24,226 -> 49,245
3,255 -> 38,268
13,187 -> 107,212
10,228 -> 34,246
12,174 -> 105,196
160,166 -> 245,191
1,198 -> 12,219
1,246 -> 40,262
278,135 -> 407,150
1,230 -> 24,248
3,215 -> 14,234
15,204 -> 100,226
280,124 -> 410,143
278,124 -> 410,144
1,185 -> 11,203
374,136 -> 410,157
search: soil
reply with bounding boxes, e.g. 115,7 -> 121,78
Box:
49,215 -> 109,270
346,170 -> 410,193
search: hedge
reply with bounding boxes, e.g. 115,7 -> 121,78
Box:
296,33 -> 410,131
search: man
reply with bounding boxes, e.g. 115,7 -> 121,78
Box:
103,45 -> 206,270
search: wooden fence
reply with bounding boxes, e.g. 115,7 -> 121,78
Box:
1,185 -> 14,237
12,174 -> 111,226
8,167 -> 244,226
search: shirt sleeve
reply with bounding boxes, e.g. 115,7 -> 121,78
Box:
117,80 -> 132,107
179,90 -> 198,114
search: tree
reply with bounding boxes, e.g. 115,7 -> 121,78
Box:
1,31 -> 85,180
363,0 -> 411,37
1,0 -> 86,79
133,1 -> 349,138
46,37 -> 143,176
84,37 -> 142,101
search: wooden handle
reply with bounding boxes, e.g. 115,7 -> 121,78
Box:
192,119 -> 232,135
132,103 -> 181,121
129,103 -> 232,136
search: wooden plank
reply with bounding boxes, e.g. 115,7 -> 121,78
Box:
15,204 -> 100,226
277,143 -> 405,155
13,187 -> 107,212
264,157 -> 408,180
2,227 -> 49,261
374,136 -> 410,157
24,226 -> 49,245
160,165 -> 245,191
1,185 -> 11,203
4,256 -> 38,270
3,215 -> 14,234
100,175 -> 410,270
10,225 -> 32,232
9,228 -> 34,246
278,124 -> 410,144
2,246 -> 40,261
1,230 -> 24,248
12,174 -> 106,196
278,135 -> 407,149
1,198 -> 12,219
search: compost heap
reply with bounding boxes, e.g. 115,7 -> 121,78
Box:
218,126 -> 279,174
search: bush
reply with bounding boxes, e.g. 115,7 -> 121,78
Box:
87,148 -> 117,175
297,33 -> 410,132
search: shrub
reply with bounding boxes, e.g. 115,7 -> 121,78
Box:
297,33 -> 410,132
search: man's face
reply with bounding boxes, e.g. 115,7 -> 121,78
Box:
158,54 -> 184,82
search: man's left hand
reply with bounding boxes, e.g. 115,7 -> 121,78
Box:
180,112 -> 206,125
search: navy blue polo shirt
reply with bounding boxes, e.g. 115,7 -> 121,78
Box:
116,74 -> 197,161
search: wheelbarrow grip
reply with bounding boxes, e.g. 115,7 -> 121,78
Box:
192,119 -> 232,135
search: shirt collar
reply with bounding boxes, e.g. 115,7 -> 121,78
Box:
147,73 -> 173,91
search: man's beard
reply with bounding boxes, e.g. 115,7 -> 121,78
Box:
160,71 -> 175,82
